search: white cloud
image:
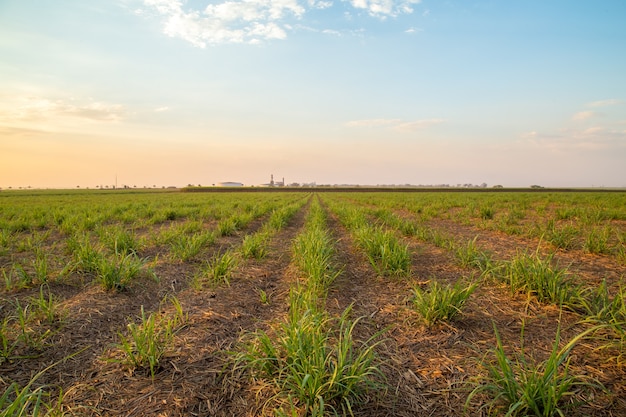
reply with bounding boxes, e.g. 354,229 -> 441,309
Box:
587,99 -> 622,108
321,29 -> 342,36
347,0 -> 420,18
143,0 -> 303,46
308,0 -> 333,9
404,27 -> 422,34
572,110 -> 595,121
141,0 -> 421,46
393,119 -> 444,131
345,117 -> 443,131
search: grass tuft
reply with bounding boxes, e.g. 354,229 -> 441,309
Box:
467,322 -> 602,416
412,280 -> 477,326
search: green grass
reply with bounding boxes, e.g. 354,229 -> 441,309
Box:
217,218 -> 237,236
579,280 -> 626,324
117,306 -> 178,378
579,281 -> 626,366
239,303 -> 384,416
96,252 -> 149,291
454,237 -> 493,272
480,205 -> 495,220
0,299 -> 53,355
66,234 -> 101,275
293,225 -> 338,296
354,225 -> 411,277
545,222 -> 579,250
169,231 -> 215,261
197,251 -> 238,288
2,264 -> 31,292
467,322 -> 602,417
0,363 -> 57,417
412,280 -> 477,326
0,315 -> 17,363
241,233 -> 269,259
28,285 -> 63,324
497,252 -> 581,308
258,288 -> 270,305
583,226 -> 611,255
99,226 -> 142,255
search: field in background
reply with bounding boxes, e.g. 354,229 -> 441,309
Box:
1,189 -> 625,416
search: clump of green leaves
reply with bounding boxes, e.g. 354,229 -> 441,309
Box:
498,252 -> 581,308
194,251 -> 238,289
239,304 -> 384,416
241,233 -> 269,259
97,252 -> 148,291
355,225 -> 411,277
467,323 -> 601,416
117,302 -> 184,378
454,237 -> 493,272
169,231 -> 215,261
412,280 -> 477,326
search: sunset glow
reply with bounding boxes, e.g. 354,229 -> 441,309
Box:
1,1 -> 625,188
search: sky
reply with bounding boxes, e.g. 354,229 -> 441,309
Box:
1,0 -> 625,189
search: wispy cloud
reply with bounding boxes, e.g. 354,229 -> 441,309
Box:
404,27 -> 422,34
141,0 -> 420,46
572,110 -> 595,121
519,127 -> 626,151
394,119 -> 444,131
345,118 -> 401,127
587,99 -> 623,108
348,0 -> 421,18
0,96 -> 125,123
345,117 -> 444,131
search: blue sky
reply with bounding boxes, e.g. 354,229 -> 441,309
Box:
1,0 -> 625,188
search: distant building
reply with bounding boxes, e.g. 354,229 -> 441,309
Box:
259,174 -> 284,187
217,182 -> 244,187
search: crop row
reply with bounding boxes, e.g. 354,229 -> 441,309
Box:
236,197 -> 383,415
320,193 -> 625,415
331,192 -> 626,262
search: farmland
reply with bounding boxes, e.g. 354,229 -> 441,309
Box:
1,189 -> 625,416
